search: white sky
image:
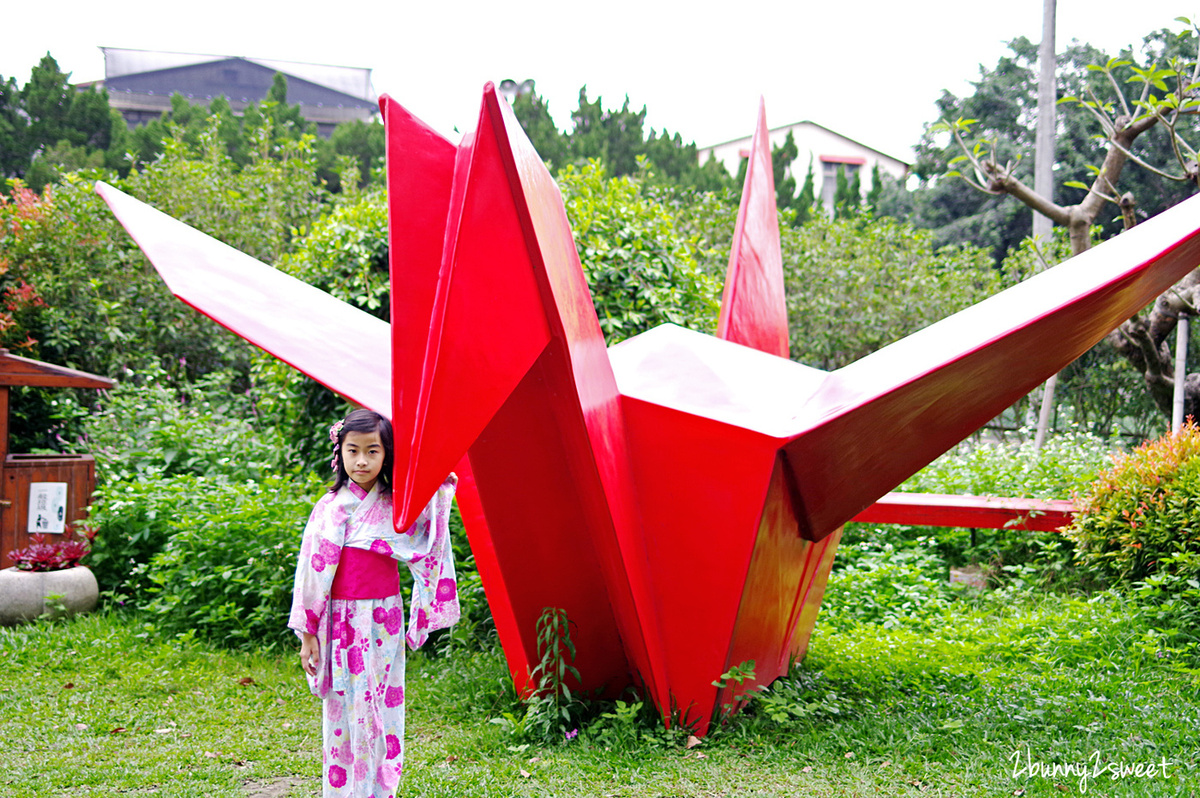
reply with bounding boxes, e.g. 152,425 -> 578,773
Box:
0,1 -> 1189,163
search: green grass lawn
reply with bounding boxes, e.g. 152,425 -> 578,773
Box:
1,592 -> 1197,797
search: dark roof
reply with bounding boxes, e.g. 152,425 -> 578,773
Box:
105,56 -> 376,111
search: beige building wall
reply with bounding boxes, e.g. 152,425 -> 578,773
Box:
698,121 -> 909,211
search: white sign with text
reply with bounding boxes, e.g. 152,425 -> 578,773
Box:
27,482 -> 67,534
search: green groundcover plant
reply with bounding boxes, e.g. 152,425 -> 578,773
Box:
843,426 -> 1113,584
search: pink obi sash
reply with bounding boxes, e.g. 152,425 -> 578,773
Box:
330,547 -> 399,599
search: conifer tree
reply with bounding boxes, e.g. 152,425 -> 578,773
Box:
866,163 -> 883,213
793,157 -> 816,227
833,165 -> 850,216
771,131 -> 798,210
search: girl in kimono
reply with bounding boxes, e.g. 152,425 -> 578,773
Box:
289,409 -> 459,797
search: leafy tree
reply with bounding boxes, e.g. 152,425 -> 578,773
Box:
326,118 -> 385,187
690,153 -> 737,193
642,128 -> 709,188
20,55 -> 78,150
666,183 -> 1007,372
113,72 -> 316,175
844,168 -> 862,216
914,33 -> 1199,259
0,76 -> 28,180
870,169 -> 918,221
22,141 -> 105,192
832,165 -> 851,214
8,55 -> 116,190
558,161 -> 721,342
64,82 -> 112,151
781,211 -> 1006,369
267,72 -> 288,106
512,90 -> 569,169
934,24 -> 1200,423
772,131 -> 798,210
256,73 -> 310,142
511,85 -> 733,191
3,53 -> 389,197
569,88 -> 646,178
125,116 -> 326,264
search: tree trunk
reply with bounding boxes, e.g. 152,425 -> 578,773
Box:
1109,268 -> 1200,423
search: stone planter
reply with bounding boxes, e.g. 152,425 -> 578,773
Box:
0,565 -> 99,625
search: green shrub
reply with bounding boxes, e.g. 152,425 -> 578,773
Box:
781,212 -> 1008,370
78,365 -> 288,485
138,473 -> 324,649
124,120 -> 327,265
558,161 -> 721,343
1064,422 -> 1200,586
78,366 -> 304,603
89,465 -> 488,654
87,475 -> 204,600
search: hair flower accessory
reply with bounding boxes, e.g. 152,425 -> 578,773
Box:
328,419 -> 345,443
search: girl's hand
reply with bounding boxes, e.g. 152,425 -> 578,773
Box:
299,633 -> 321,676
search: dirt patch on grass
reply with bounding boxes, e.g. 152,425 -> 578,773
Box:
243,776 -> 313,797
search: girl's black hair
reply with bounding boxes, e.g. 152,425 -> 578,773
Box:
330,408 -> 394,495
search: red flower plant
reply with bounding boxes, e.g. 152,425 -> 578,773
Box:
8,526 -> 96,572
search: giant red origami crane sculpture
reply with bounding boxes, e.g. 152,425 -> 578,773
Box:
97,85 -> 1200,734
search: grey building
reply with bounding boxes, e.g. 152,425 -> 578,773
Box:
89,47 -> 378,138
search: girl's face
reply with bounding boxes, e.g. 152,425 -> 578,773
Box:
341,430 -> 385,492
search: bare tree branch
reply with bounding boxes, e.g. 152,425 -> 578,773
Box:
1102,68 -> 1131,118
987,168 -> 1072,224
1106,133 -> 1188,181
1083,85 -> 1117,136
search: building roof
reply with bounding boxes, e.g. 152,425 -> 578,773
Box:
701,119 -> 909,169
100,47 -> 375,102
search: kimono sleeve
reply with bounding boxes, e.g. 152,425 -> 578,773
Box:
395,473 -> 461,649
287,490 -> 351,638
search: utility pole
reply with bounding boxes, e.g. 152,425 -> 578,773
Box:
1033,0 -> 1058,450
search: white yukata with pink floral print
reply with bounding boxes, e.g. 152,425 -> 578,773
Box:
288,475 -> 459,798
